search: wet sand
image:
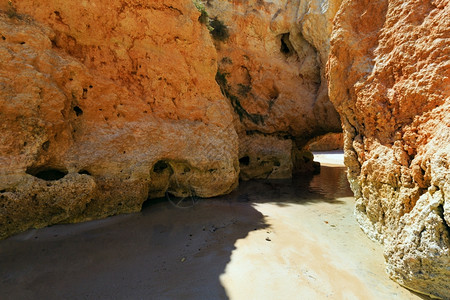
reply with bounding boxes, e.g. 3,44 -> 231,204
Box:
0,153 -> 424,299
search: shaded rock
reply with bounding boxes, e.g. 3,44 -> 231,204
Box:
0,174 -> 97,237
307,133 -> 343,151
206,0 -> 342,178
239,134 -> 292,180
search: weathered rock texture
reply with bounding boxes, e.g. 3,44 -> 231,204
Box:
204,0 -> 342,178
0,1 -> 239,239
306,132 -> 343,151
0,0 -> 347,238
328,0 -> 450,298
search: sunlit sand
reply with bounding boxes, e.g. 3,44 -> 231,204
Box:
0,152 -> 422,299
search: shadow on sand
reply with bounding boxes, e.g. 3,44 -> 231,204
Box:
0,166 -> 352,300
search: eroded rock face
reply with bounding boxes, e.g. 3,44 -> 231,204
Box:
328,0 -> 450,297
0,1 -> 238,239
239,134 -> 293,180
0,0 -> 345,238
306,132 -> 343,151
204,0 -> 342,178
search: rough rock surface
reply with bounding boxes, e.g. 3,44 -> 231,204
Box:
306,132 -> 343,151
328,0 -> 450,298
0,0 -> 345,238
205,0 -> 342,178
238,134 -> 293,180
0,1 -> 238,239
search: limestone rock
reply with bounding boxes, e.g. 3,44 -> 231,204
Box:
306,132 -> 343,151
205,0 -> 342,178
328,0 -> 450,297
239,134 -> 293,181
0,1 -> 238,239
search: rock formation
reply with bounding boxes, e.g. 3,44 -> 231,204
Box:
2,1 -> 448,297
306,132 -> 343,151
0,0 -> 344,238
0,0 -> 239,239
328,0 -> 450,298
204,0 -> 342,179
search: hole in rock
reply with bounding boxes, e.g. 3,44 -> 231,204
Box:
73,106 -> 83,116
78,170 -> 91,175
239,156 -> 250,166
153,160 -> 169,173
42,141 -> 50,151
26,167 -> 68,181
280,33 -> 294,56
1,36 -> 5,40
19,41 -> 25,45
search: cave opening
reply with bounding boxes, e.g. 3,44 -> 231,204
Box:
239,156 -> 250,166
26,167 -> 68,181
73,106 -> 83,116
280,33 -> 294,56
153,160 -> 170,173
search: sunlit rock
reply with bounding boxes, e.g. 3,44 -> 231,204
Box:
328,0 -> 450,297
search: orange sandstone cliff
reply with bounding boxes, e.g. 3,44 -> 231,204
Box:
0,0 -> 239,238
328,0 -> 450,298
206,0 -> 343,179
0,0 -> 342,239
1,0 -> 449,298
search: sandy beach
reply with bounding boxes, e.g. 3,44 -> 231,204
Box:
0,153 -> 425,299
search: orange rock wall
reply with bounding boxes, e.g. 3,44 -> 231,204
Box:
0,0 -> 344,238
0,0 -> 239,238
205,0 -> 343,178
1,0 -> 449,297
328,0 -> 450,297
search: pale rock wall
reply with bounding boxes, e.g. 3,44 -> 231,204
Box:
204,0 -> 342,178
328,0 -> 450,298
0,1 -> 239,239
